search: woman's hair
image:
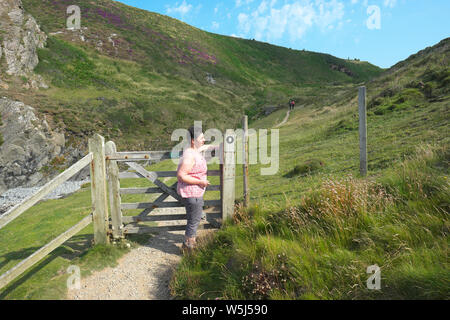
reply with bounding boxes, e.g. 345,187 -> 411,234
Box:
187,125 -> 203,142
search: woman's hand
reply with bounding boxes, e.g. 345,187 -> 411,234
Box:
198,180 -> 210,188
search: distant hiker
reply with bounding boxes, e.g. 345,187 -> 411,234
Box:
176,125 -> 219,252
289,99 -> 295,110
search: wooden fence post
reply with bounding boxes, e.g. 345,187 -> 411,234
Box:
89,134 -> 109,245
222,129 -> 236,221
105,141 -> 123,239
358,86 -> 368,177
242,115 -> 249,207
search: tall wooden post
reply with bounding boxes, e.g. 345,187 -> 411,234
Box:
222,129 -> 236,221
105,141 -> 123,239
89,134 -> 109,245
242,115 -> 249,207
358,86 -> 368,177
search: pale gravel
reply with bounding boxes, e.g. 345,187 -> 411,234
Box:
66,226 -> 214,300
66,229 -> 184,300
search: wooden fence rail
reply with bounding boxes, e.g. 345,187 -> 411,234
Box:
0,152 -> 93,230
0,151 -> 95,291
0,214 -> 93,291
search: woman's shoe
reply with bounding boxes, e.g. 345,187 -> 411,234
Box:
181,242 -> 194,253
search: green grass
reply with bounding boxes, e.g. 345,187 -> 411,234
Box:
170,144 -> 449,300
170,40 -> 450,299
3,0 -> 383,154
0,176 -> 159,299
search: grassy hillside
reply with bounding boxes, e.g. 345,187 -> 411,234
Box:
169,39 -> 450,299
0,0 -> 382,154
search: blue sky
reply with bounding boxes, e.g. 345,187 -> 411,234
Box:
116,0 -> 450,68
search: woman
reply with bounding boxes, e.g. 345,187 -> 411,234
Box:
177,126 -> 219,251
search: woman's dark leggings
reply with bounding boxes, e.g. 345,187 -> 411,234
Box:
184,197 -> 204,238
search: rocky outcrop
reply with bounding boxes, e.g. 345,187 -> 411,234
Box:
0,97 -> 64,194
0,0 -> 47,78
0,97 -> 89,195
330,64 -> 354,77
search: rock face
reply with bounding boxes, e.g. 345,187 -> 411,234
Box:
330,64 -> 354,77
0,0 -> 47,77
0,97 -> 89,195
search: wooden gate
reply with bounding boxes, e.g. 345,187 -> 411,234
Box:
0,131 -> 237,291
101,130 -> 237,239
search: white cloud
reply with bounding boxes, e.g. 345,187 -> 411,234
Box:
166,0 -> 193,17
236,0 -> 255,7
212,21 -> 220,29
314,0 -> 345,31
383,0 -> 396,8
237,0 -> 345,42
238,13 -> 251,34
214,7 -> 218,14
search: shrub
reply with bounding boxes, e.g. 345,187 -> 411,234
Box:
285,159 -> 325,177
422,68 -> 449,83
395,97 -> 405,104
35,36 -> 103,88
327,118 -> 357,136
378,88 -> 396,98
374,108 -> 386,115
422,83 -> 433,99
400,88 -> 424,101
368,97 -> 383,109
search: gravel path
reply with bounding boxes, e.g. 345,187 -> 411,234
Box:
66,228 -> 186,300
66,218 -> 214,300
274,109 -> 291,128
66,175 -> 215,300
